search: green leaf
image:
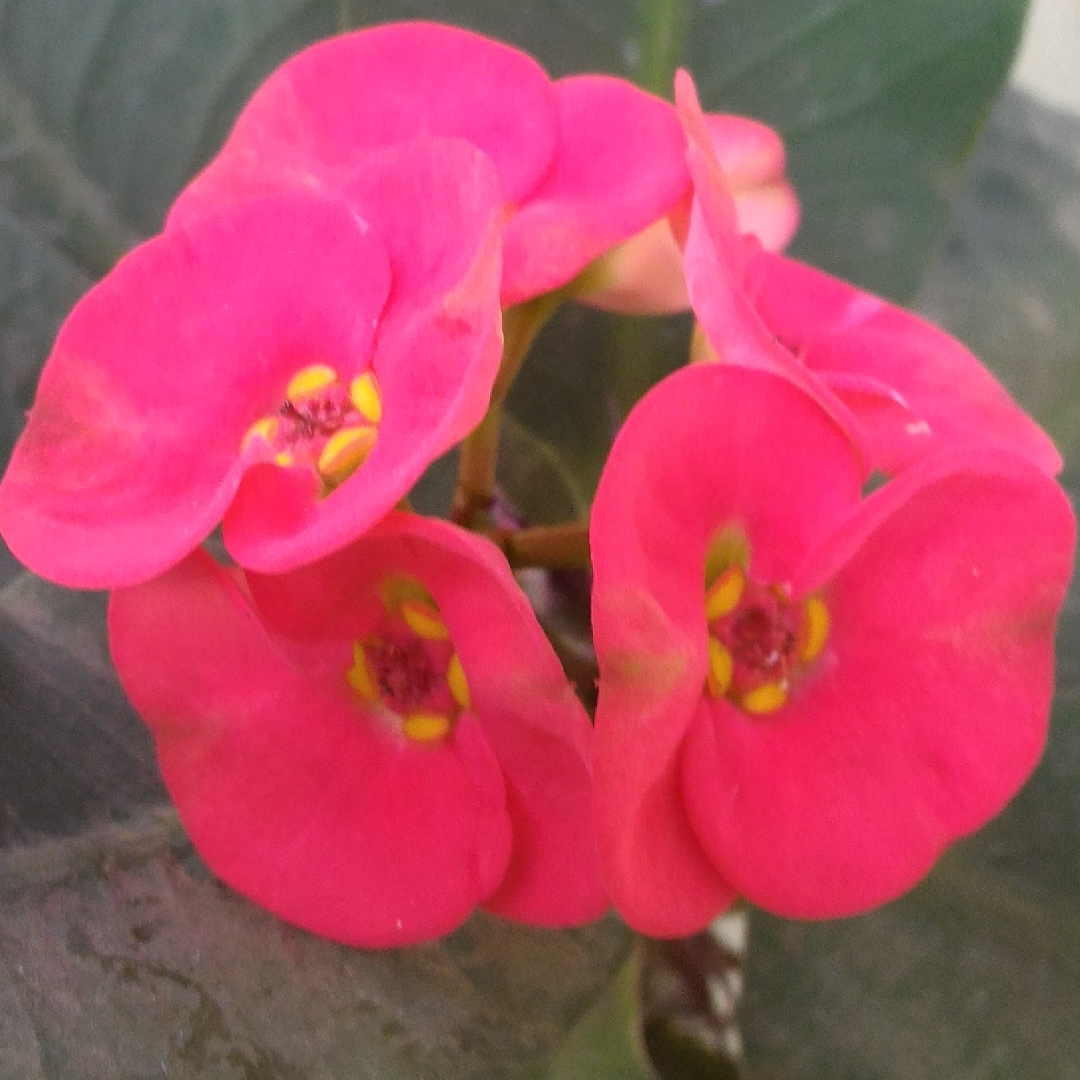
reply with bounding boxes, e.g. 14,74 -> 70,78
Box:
681,0 -> 1029,300
0,0 -> 342,456
506,305 -> 692,501
546,956 -> 658,1080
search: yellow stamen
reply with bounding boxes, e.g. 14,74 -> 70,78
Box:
316,425 -> 378,486
705,565 -> 746,621
345,642 -> 379,702
241,416 -> 279,454
798,596 -> 830,663
274,449 -> 295,467
447,653 -> 471,711
400,600 -> 450,641
706,636 -> 733,697
741,682 -> 787,715
350,371 -> 383,424
703,526 -> 749,588
403,712 -> 452,742
286,363 -> 338,400
379,574 -> 435,615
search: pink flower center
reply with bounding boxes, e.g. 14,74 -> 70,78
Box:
345,576 -> 471,743
704,563 -> 829,714
241,363 -> 383,491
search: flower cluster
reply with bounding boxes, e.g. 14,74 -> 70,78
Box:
0,22 -> 1072,947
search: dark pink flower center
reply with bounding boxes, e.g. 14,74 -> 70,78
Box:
366,634 -> 443,712
345,577 -> 471,743
242,363 -> 383,491
704,563 -> 828,714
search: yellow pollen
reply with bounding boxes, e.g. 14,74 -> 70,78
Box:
798,596 -> 830,663
346,642 -> 379,702
403,712 -> 452,743
286,363 -> 338,400
741,682 -> 788,715
447,653 -> 471,711
241,416 -> 279,454
706,636 -> 733,697
705,565 -> 746,621
400,600 -> 450,641
274,449 -> 296,467
316,425 -> 378,486
350,371 -> 383,424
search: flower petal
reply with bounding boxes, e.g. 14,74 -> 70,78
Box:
168,21 -> 558,230
222,140 -> 505,572
501,75 -> 688,305
744,247 -> 1063,475
681,448 -> 1075,918
706,112 -> 799,251
108,549 -> 514,947
247,512 -> 607,926
591,364 -> 864,935
0,192 -> 391,588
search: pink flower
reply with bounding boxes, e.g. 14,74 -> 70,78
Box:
0,138 -> 504,586
108,512 -> 606,947
166,21 -> 690,308
576,112 -> 799,314
677,70 -> 1062,477
590,362 -> 1074,937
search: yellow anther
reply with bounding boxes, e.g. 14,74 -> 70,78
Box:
346,642 -> 379,702
350,371 -> 383,424
447,653 -> 471,711
274,449 -> 296,467
379,574 -> 435,615
400,599 -> 450,641
705,565 -> 746,621
704,526 -> 749,589
403,712 -> 452,742
706,637 -> 733,698
241,416 -> 279,454
286,363 -> 338,401
741,682 -> 787,715
316,425 -> 378,487
798,596 -> 830,663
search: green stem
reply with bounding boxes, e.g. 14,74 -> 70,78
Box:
637,0 -> 689,97
453,292 -> 565,528
496,522 -> 591,570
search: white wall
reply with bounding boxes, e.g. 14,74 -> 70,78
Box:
1012,0 -> 1080,114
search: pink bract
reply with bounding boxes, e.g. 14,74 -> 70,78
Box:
166,21 -> 690,307
0,138 -> 504,586
577,109 -> 799,314
590,362 -> 1074,937
676,69 -> 1061,477
108,512 -> 606,947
